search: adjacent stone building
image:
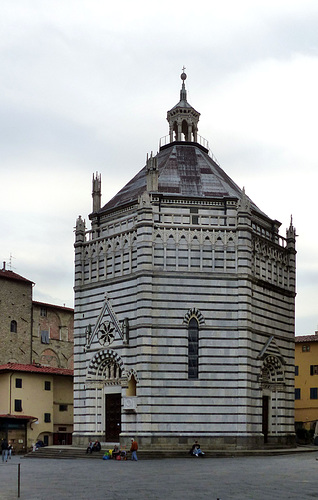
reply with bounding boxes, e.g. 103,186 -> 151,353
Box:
73,72 -> 296,450
0,265 -> 33,364
0,263 -> 74,450
0,263 -> 74,369
32,301 -> 74,369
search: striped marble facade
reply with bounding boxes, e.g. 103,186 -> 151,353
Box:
73,171 -> 296,450
73,73 -> 295,450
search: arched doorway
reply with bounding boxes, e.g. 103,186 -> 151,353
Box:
260,355 -> 285,444
87,350 -> 125,442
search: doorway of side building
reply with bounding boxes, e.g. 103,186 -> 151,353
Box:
1,418 -> 28,453
53,432 -> 72,445
105,393 -> 121,442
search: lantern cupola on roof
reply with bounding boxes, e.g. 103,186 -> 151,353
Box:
167,68 -> 200,143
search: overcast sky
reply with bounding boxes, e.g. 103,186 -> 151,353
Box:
1,0 -> 318,335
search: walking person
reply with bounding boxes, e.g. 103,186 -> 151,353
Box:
1,438 -> 8,462
8,441 -> 12,459
130,437 -> 138,461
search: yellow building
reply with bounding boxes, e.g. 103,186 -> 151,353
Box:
0,363 -> 73,453
295,334 -> 318,431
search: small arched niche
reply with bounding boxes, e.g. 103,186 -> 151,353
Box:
127,374 -> 137,396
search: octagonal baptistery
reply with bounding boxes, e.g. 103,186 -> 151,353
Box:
73,72 -> 296,451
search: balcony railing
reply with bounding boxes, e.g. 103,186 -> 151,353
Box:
159,133 -> 208,150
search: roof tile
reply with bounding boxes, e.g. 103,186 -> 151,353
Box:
0,363 -> 73,376
0,269 -> 33,284
295,335 -> 318,342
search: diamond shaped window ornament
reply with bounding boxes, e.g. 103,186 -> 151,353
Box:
97,321 -> 115,346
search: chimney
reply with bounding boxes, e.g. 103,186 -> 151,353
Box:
2,261 -> 5,271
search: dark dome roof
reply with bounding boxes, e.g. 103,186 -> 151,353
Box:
99,142 -> 265,216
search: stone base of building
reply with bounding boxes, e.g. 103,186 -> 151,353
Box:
72,433 -> 296,451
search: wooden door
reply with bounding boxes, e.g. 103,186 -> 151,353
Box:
105,393 -> 121,442
262,395 -> 269,443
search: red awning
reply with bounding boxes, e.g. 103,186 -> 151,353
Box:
0,414 -> 38,421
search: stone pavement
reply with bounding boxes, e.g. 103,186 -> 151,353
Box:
1,450 -> 318,500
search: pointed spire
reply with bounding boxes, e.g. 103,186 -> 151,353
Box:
286,214 -> 296,241
180,66 -> 187,101
75,215 -> 86,244
146,152 -> 159,192
92,172 -> 101,213
238,186 -> 251,214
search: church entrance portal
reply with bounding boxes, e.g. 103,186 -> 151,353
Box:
105,393 -> 121,441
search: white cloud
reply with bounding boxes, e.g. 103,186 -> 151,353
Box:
1,0 -> 318,333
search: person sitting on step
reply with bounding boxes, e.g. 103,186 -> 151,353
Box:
92,440 -> 101,452
86,440 -> 94,454
189,440 -> 205,457
112,445 -> 121,459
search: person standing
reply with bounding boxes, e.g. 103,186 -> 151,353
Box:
8,441 -> 12,459
130,438 -> 138,461
1,438 -> 8,462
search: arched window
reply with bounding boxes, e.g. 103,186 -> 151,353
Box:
10,320 -> 17,333
188,317 -> 199,379
182,119 -> 189,140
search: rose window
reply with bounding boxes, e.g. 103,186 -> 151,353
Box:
98,321 -> 115,346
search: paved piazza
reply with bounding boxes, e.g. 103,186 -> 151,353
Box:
1,451 -> 318,500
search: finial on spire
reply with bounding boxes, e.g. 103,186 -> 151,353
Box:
180,66 -> 187,101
